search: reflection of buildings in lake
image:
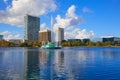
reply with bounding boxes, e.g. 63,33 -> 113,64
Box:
23,48 -> 27,80
53,50 -> 77,79
63,50 -> 94,79
37,49 -> 95,80
102,49 -> 119,60
54,50 -> 79,79
39,51 -> 49,66
54,50 -> 65,78
39,50 -> 54,80
76,50 -> 95,64
24,48 -> 40,80
64,51 -> 78,79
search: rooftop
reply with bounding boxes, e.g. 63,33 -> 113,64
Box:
39,29 -> 51,33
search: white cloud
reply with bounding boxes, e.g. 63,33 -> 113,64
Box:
0,0 -> 57,26
65,29 -> 94,39
53,5 -> 95,40
75,29 -> 95,39
66,5 -> 76,18
53,5 -> 83,31
40,23 -> 49,30
0,31 -> 21,40
82,7 -> 93,13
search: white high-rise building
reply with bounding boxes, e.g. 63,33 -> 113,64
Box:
56,28 -> 64,42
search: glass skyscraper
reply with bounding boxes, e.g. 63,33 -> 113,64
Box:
24,14 -> 40,42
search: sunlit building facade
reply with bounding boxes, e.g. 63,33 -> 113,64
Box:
39,29 -> 51,42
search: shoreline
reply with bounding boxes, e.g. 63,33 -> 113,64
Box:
0,46 -> 120,48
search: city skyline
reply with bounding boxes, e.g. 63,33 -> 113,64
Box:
0,0 -> 120,40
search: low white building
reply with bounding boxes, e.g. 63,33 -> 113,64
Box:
8,39 -> 24,44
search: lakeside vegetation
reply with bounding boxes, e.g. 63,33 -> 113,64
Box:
0,40 -> 42,47
61,41 -> 120,47
0,40 -> 15,47
0,40 -> 120,47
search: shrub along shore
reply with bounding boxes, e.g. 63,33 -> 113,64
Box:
0,40 -> 120,47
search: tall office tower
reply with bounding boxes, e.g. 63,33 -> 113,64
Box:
39,29 -> 51,42
24,14 -> 40,42
57,28 -> 64,42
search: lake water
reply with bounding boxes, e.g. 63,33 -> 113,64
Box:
0,47 -> 120,80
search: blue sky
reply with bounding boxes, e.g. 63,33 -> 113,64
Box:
0,0 -> 120,40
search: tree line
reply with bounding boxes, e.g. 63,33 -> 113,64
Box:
0,40 -> 120,47
61,41 -> 120,47
0,40 -> 42,47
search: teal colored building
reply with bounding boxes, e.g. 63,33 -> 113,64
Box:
24,14 -> 40,42
0,35 -> 3,40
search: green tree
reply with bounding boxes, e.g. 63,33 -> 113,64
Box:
95,41 -> 103,46
86,41 -> 95,46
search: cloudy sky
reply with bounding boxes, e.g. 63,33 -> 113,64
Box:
0,0 -> 120,40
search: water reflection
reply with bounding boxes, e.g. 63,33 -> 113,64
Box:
24,48 -> 40,80
54,50 -> 65,79
39,50 -> 54,80
1,47 -> 120,80
39,50 -> 88,80
0,48 -> 40,80
0,48 -> 24,80
39,50 -> 66,80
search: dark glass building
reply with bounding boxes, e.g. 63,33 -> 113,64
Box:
103,37 -> 120,42
24,14 -> 40,42
68,39 -> 81,42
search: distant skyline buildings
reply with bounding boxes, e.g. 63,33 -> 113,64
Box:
102,37 -> 120,42
1,13 -> 120,43
24,15 -> 40,42
24,14 -> 65,43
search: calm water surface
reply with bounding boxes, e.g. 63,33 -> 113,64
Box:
0,47 -> 120,80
